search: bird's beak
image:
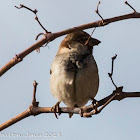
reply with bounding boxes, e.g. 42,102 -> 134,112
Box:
89,38 -> 101,47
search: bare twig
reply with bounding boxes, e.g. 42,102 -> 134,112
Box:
108,54 -> 118,89
32,80 -> 39,107
84,27 -> 96,45
125,1 -> 136,12
35,33 -> 49,49
15,4 -> 50,53
15,4 -> 49,33
0,109 -> 31,131
15,4 -> 38,14
35,16 -> 49,33
35,33 -> 45,40
95,1 -> 104,21
95,87 -> 122,113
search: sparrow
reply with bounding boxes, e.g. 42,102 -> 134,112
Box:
50,30 -> 100,116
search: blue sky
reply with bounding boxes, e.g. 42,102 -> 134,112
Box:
0,0 -> 140,140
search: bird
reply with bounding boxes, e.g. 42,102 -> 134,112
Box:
50,30 -> 100,117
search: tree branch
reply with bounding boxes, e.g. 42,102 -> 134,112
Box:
0,89 -> 140,131
0,9 -> 140,77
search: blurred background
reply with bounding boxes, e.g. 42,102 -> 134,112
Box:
0,0 -> 140,139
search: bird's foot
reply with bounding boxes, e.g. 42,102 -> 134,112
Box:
79,106 -> 92,118
92,98 -> 99,114
51,101 -> 61,119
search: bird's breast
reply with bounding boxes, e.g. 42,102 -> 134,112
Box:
50,53 -> 99,107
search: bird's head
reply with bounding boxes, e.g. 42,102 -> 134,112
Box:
57,31 -> 101,55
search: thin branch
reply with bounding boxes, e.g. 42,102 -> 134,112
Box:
108,54 -> 118,89
32,80 -> 39,107
35,33 -> 44,40
35,16 -> 49,33
35,33 -> 49,51
95,1 -> 104,21
1,9 -> 140,77
84,27 -> 96,45
15,4 -> 49,33
15,4 -> 38,14
0,109 -> 31,131
125,1 -> 136,12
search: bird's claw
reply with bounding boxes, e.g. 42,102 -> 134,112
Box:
79,107 -> 92,118
92,98 -> 99,114
51,101 -> 61,119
